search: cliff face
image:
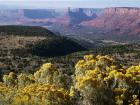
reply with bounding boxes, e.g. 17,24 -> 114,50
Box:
81,8 -> 140,35
0,8 -> 99,26
67,8 -> 97,25
23,8 -> 97,25
0,8 -> 140,35
103,7 -> 140,15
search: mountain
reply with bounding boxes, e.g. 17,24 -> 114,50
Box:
66,8 -> 97,25
0,7 -> 140,37
0,25 -> 86,57
81,7 -> 140,35
0,8 -> 100,26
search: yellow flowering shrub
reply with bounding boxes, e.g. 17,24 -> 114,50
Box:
34,63 -> 57,83
17,73 -> 35,88
12,83 -> 71,105
0,82 -> 14,105
0,55 -> 140,105
34,63 -> 68,88
74,54 -> 140,105
3,72 -> 17,88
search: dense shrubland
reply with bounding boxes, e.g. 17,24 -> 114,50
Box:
0,54 -> 140,105
1,26 -> 140,83
0,26 -> 86,80
1,26 -> 140,105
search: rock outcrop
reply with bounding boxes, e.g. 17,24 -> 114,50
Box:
81,8 -> 140,35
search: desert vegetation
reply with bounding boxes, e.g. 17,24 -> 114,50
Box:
1,26 -> 140,105
0,54 -> 140,105
0,26 -> 85,79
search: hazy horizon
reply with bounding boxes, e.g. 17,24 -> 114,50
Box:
0,0 -> 140,9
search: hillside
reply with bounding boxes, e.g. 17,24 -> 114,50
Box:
0,25 -> 86,75
0,25 -> 56,37
1,53 -> 140,105
1,26 -> 140,105
28,37 -> 86,57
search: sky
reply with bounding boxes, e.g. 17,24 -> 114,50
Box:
0,0 -> 140,9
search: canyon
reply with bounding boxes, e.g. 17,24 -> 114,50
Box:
0,7 -> 140,36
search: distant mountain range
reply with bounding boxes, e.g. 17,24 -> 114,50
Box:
81,7 -> 140,35
0,8 -> 101,25
0,7 -> 140,36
